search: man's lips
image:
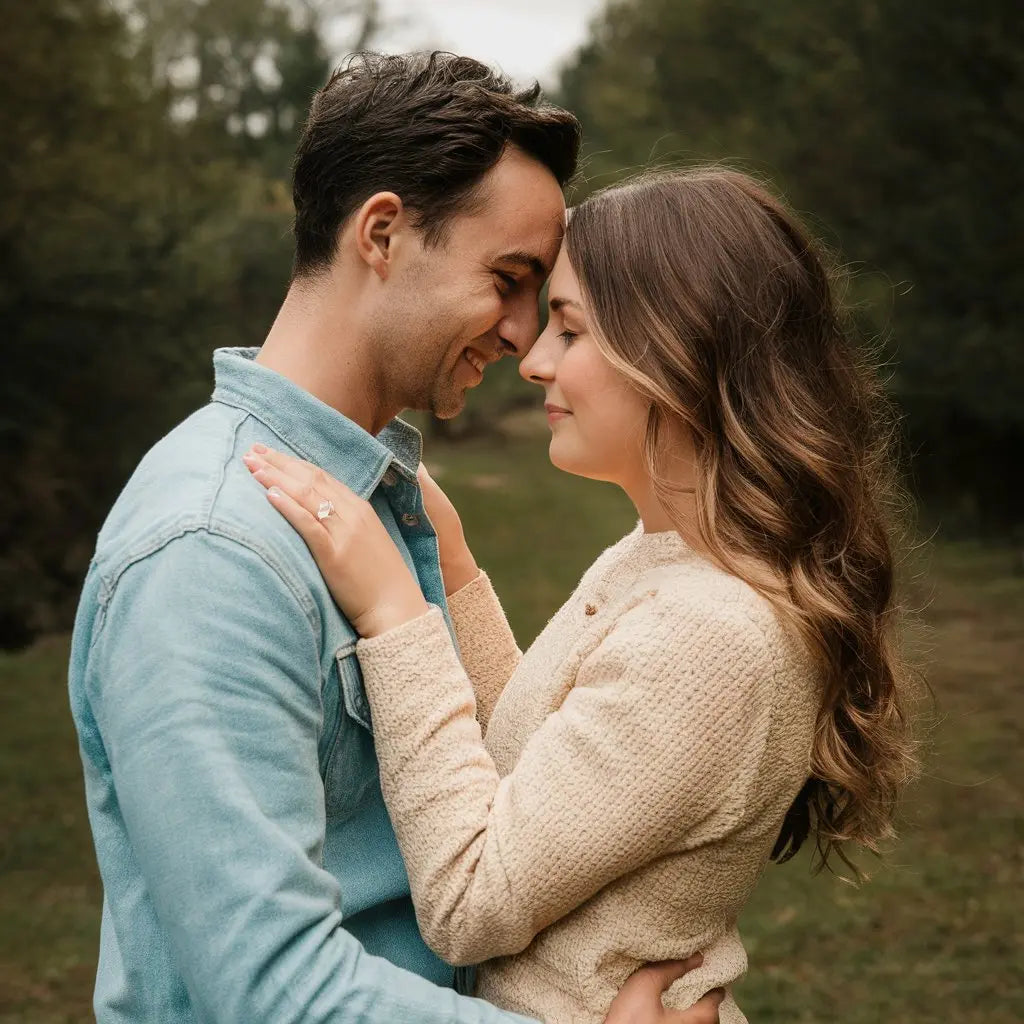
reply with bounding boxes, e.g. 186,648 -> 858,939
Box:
461,347 -> 502,387
464,349 -> 488,374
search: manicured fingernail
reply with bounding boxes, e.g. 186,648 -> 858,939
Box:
251,443 -> 268,454
268,486 -> 283,499
242,453 -> 259,464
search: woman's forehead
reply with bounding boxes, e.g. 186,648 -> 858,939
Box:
549,246 -> 581,292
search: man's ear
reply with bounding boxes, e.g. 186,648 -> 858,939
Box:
353,192 -> 405,281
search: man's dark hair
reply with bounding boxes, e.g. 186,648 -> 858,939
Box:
291,51 -> 581,277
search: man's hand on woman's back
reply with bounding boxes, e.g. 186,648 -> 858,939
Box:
604,955 -> 725,1024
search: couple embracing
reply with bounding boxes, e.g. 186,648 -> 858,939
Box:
69,51 -> 915,1023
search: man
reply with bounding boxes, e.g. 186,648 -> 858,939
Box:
69,52 -> 723,1022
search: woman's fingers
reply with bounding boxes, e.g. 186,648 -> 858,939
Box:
244,454 -> 342,520
245,450 -> 367,559
248,443 -> 312,476
264,486 -> 331,559
244,457 -> 304,497
246,446 -> 360,511
249,444 -> 350,500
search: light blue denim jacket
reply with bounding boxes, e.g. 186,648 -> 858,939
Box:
68,348 -> 537,1024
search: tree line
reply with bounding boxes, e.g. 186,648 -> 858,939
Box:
2,0 -> 1020,647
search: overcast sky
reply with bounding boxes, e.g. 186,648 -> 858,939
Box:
327,0 -> 607,89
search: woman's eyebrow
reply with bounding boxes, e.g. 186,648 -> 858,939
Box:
549,296 -> 583,312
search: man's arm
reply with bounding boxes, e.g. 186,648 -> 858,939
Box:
87,529 -> 536,1024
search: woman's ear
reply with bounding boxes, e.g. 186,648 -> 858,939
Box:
353,191 -> 404,281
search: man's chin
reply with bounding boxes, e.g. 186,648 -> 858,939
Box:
430,388 -> 468,421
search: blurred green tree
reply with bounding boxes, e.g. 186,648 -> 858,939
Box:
126,0 -> 378,171
558,0 -> 1024,531
0,0 -> 378,647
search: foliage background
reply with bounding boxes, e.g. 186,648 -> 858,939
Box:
1,1 -> 1021,1020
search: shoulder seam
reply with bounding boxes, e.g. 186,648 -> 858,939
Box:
96,523 -> 321,641
204,407 -> 246,530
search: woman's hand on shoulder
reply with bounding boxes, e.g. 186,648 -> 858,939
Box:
604,955 -> 724,1024
243,445 -> 428,637
417,461 -> 480,596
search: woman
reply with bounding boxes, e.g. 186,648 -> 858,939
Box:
242,167 -> 917,1023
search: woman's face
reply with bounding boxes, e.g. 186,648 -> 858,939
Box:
520,246 -> 650,486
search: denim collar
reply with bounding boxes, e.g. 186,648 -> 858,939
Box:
211,347 -> 423,499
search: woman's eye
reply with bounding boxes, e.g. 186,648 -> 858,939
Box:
558,329 -> 578,346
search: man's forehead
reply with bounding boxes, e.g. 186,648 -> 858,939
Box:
489,211 -> 565,272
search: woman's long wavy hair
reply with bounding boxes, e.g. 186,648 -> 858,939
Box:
565,167 -> 919,874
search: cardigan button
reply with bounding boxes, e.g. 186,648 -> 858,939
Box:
584,603 -> 597,616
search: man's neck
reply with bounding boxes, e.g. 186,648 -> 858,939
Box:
256,277 -> 399,436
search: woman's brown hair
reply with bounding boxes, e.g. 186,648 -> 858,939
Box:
565,167 -> 918,873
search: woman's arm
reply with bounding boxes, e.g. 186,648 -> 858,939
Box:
355,591 -> 777,966
446,571 -> 523,733
418,463 -> 522,731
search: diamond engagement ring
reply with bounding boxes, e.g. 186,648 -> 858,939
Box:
316,499 -> 335,521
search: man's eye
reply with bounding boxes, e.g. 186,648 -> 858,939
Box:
493,271 -> 517,294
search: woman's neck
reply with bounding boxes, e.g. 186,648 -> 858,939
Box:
622,450 -> 717,561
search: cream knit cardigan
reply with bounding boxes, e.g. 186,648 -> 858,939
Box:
356,523 -> 822,1024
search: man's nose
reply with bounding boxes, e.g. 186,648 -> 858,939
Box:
497,303 -> 541,359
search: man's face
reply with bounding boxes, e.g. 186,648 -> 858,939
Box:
375,146 -> 566,419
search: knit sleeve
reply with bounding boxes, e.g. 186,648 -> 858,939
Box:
354,588 -> 778,967
446,570 -> 522,734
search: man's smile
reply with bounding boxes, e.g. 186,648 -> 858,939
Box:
460,346 -> 500,387
464,349 -> 487,374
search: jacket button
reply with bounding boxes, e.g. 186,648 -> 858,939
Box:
585,603 -> 597,616
401,513 -> 421,528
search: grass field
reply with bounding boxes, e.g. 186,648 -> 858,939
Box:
1,433 -> 1021,1022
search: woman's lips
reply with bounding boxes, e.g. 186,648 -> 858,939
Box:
544,403 -> 572,422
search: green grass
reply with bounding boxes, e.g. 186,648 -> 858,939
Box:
0,632 -> 101,1023
2,434 -> 1021,1022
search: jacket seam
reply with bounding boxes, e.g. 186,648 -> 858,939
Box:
94,523 -> 321,645
214,397 -> 312,464
213,397 -> 393,496
204,407 -> 245,530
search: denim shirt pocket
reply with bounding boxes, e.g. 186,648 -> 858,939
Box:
337,642 -> 372,730
321,642 -> 378,824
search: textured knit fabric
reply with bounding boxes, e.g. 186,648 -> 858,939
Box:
356,522 -> 822,1024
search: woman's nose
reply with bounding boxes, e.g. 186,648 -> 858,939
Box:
519,334 -> 553,384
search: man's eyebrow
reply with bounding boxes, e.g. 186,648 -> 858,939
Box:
493,250 -> 550,278
549,296 -> 583,313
